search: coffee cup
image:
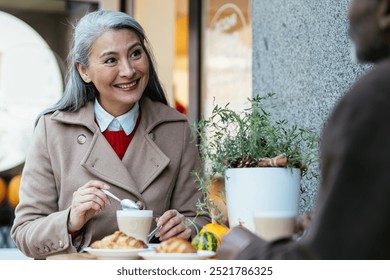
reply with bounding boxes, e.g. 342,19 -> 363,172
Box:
253,211 -> 296,241
117,210 -> 153,243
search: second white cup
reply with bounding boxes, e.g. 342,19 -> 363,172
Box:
253,211 -> 296,241
117,210 -> 153,243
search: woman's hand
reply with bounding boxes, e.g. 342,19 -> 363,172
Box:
154,209 -> 192,241
67,180 -> 111,233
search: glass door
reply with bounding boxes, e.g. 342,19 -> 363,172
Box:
201,0 -> 252,119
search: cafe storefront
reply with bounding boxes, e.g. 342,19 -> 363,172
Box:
0,0 -> 252,250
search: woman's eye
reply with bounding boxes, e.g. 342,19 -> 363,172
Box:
105,57 -> 116,64
130,49 -> 142,59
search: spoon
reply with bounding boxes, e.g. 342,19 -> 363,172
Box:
102,189 -> 141,210
147,225 -> 161,243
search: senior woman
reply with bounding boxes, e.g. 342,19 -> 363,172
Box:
11,10 -> 209,259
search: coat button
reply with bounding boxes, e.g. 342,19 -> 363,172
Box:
59,240 -> 64,248
77,134 -> 87,144
149,132 -> 155,141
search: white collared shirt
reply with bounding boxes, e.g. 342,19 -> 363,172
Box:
94,99 -> 140,136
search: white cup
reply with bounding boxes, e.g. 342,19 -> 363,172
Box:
117,210 -> 153,243
253,211 -> 296,241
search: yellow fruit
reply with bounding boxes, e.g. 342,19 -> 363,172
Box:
200,222 -> 229,245
0,177 -> 6,205
8,175 -> 21,208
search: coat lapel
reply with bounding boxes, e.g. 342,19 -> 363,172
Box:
122,98 -> 186,194
51,98 -> 186,197
51,101 -> 142,199
80,131 -> 142,198
122,127 -> 170,193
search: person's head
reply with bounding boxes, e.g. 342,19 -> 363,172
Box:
348,0 -> 390,63
43,10 -> 167,116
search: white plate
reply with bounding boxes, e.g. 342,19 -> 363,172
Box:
138,250 -> 216,260
83,247 -> 152,260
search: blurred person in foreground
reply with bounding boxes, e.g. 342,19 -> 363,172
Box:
218,0 -> 390,259
11,10 -> 209,259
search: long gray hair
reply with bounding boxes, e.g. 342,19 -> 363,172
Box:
39,10 -> 167,118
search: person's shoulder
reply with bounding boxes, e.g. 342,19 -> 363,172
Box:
329,58 -> 390,126
345,58 -> 390,106
141,97 -> 188,122
354,58 -> 390,90
35,111 -> 55,126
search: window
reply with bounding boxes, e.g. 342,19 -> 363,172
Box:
202,0 -> 252,119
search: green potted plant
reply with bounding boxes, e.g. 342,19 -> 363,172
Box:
191,93 -> 318,232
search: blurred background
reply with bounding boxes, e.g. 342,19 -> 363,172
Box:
0,0 -> 252,248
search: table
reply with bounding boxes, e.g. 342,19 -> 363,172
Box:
46,251 -> 217,260
0,248 -> 33,260
46,253 -> 97,260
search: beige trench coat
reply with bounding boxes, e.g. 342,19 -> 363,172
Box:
11,97 -> 210,259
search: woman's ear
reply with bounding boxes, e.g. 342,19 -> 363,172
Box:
76,63 -> 92,83
377,0 -> 390,30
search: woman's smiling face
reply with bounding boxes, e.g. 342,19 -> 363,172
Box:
78,28 -> 149,116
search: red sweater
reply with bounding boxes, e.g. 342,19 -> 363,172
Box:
102,115 -> 141,159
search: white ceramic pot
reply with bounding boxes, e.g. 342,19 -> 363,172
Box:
225,167 -> 301,232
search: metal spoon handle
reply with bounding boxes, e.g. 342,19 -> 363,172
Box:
102,189 -> 121,203
147,226 -> 161,242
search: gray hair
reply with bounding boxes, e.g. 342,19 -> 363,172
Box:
39,10 -> 167,119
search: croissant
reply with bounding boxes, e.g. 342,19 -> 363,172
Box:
90,231 -> 148,249
155,237 -> 197,253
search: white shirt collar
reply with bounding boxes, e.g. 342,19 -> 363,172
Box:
94,99 -> 139,136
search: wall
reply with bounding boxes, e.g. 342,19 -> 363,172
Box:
134,0 -> 176,105
252,0 -> 369,212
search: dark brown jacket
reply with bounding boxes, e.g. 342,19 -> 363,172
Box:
218,58 -> 390,259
